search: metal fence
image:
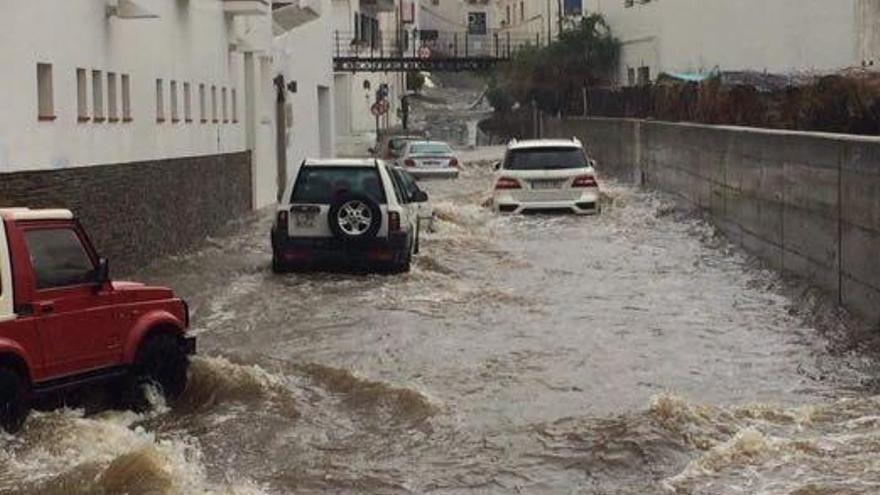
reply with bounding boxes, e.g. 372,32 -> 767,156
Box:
333,29 -> 550,60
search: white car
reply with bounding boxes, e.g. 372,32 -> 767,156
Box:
397,140 -> 461,179
492,139 -> 601,215
271,159 -> 426,273
390,166 -> 435,232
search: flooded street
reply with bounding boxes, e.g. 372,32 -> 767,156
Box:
3,150 -> 880,494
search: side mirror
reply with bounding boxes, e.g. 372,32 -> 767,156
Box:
493,161 -> 502,171
412,190 -> 429,203
94,258 -> 110,289
589,159 -> 597,168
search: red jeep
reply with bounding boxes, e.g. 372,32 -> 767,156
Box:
0,208 -> 195,432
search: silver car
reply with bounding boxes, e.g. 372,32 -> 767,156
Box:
397,141 -> 461,179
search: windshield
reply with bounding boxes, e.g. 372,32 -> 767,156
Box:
387,138 -> 413,156
291,166 -> 386,205
409,143 -> 453,156
505,147 -> 588,170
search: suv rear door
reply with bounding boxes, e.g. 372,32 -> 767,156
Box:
287,165 -> 389,238
20,222 -> 121,377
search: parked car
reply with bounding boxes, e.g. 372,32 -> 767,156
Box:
271,159 -> 427,273
374,134 -> 424,160
492,138 -> 600,215
390,166 -> 435,232
397,140 -> 460,179
0,208 -> 195,432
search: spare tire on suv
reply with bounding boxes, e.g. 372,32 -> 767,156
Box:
328,194 -> 382,243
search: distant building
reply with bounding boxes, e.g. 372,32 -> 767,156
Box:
583,0 -> 868,86
332,0 -> 416,155
420,0 -> 499,56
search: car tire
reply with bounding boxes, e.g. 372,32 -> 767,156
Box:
0,368 -> 28,433
124,334 -> 189,411
328,194 -> 382,243
389,238 -> 413,274
271,254 -> 289,274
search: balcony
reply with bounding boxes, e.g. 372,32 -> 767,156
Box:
359,0 -> 395,13
223,0 -> 270,16
272,0 -> 322,33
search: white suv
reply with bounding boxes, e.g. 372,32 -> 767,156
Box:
492,139 -> 600,215
271,159 -> 426,273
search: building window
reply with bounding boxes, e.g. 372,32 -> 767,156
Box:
170,80 -> 179,122
232,88 -> 238,123
520,1 -> 525,22
211,85 -> 218,123
222,87 -> 228,123
107,72 -> 118,122
627,67 -> 635,86
505,5 -> 511,25
564,0 -> 582,15
76,68 -> 89,122
156,78 -> 165,122
468,12 -> 487,35
122,74 -> 132,122
36,63 -> 55,121
92,70 -> 104,122
184,82 -> 192,122
199,83 -> 207,123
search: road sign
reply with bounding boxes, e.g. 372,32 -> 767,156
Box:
371,100 -> 390,117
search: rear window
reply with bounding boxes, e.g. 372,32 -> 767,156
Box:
505,147 -> 588,170
409,143 -> 452,156
388,138 -> 411,153
291,166 -> 386,205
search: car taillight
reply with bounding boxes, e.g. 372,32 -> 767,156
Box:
277,210 -> 289,231
572,175 -> 598,188
404,159 -> 416,167
388,211 -> 401,232
495,177 -> 521,190
450,158 -> 459,168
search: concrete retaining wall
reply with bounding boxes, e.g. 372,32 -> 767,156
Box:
546,117 -> 880,325
0,152 -> 252,276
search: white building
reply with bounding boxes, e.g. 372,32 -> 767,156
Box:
420,0 -> 508,57
273,0 -> 335,196
583,0 -> 866,86
0,0 -> 282,208
332,0 -> 413,155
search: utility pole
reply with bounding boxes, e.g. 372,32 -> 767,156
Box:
557,0 -> 563,39
546,0 -> 552,44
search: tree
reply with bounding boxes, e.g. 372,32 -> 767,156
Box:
490,13 -> 620,114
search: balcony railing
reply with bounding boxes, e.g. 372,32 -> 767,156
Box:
333,28 -> 550,60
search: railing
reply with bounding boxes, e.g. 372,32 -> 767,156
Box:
333,29 -> 550,60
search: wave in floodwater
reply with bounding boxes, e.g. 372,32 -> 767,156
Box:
528,393 -> 880,494
0,356 -> 293,495
299,363 -> 436,425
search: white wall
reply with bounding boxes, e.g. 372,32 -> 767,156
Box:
274,0 -> 336,177
0,0 -> 278,207
858,0 -> 880,68
585,0 -> 860,84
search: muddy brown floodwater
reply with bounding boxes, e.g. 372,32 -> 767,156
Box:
3,150 -> 880,495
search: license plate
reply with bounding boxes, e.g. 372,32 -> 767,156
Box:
531,180 -> 563,190
293,213 -> 316,228
422,160 -> 443,167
